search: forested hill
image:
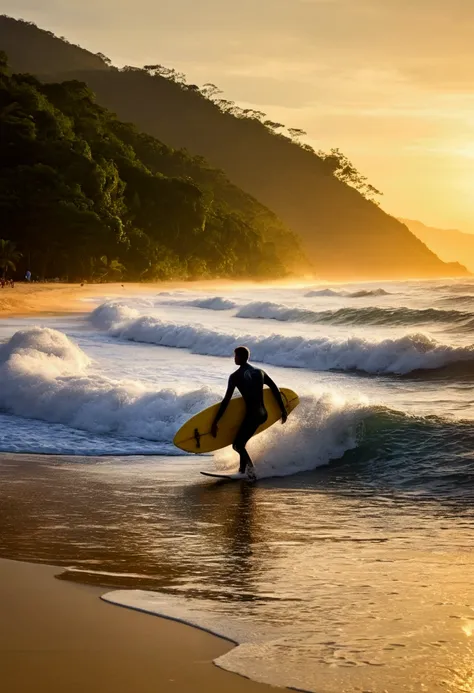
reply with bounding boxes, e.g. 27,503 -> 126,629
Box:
0,55 -> 303,281
0,15 -> 107,74
1,16 -> 468,279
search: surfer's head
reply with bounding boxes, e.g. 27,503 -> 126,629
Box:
234,346 -> 250,365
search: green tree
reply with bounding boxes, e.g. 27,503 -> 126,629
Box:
96,255 -> 126,281
0,54 -> 303,282
0,239 -> 22,278
318,148 -> 383,203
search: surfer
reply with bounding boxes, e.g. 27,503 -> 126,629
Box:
211,346 -> 287,477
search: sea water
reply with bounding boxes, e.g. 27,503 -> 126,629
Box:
1,279 -> 474,692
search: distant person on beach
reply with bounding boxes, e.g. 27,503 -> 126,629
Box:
211,346 -> 287,478
25,270 -> 31,282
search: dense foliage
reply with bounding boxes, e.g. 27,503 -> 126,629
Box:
0,53 -> 303,281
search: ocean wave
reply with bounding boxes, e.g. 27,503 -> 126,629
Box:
179,297 -> 237,310
305,288 -> 390,298
0,327 -> 216,442
214,391 -> 369,478
90,301 -> 474,375
213,397 -> 474,491
0,326 -> 383,469
437,282 -> 474,293
350,288 -> 391,298
439,295 -> 474,306
89,301 -> 140,329
236,301 -> 470,327
154,294 -> 238,310
338,409 -> 474,497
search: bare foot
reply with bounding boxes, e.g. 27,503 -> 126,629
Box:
247,467 -> 257,481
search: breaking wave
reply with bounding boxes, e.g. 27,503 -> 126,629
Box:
213,397 -> 474,493
214,391 -> 370,478
0,327 -> 382,468
236,301 -> 470,327
0,327 -> 217,446
90,301 -> 474,375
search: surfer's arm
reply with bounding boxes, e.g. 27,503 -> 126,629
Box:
264,373 -> 288,422
211,377 -> 236,436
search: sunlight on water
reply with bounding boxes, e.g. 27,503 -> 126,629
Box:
1,278 -> 474,691
1,453 -> 474,692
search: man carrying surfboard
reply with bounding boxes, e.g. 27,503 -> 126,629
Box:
211,346 -> 287,478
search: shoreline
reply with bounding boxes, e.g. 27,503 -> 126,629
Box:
0,280 -> 244,318
1,557 -> 276,693
2,275 -> 471,319
2,278 -> 314,318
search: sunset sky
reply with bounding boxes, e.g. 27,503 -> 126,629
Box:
4,0 -> 474,231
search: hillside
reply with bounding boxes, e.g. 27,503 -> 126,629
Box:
0,15 -> 468,279
0,16 -> 107,74
402,219 -> 474,274
0,55 -> 302,282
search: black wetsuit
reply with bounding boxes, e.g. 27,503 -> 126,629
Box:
214,364 -> 286,473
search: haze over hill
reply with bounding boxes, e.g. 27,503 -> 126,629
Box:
402,219 -> 474,274
0,15 -> 469,279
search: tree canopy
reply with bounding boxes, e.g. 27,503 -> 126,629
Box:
0,55 -> 304,281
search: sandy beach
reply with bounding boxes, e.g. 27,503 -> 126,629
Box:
0,281 -> 181,316
0,280 -> 281,318
0,558 -> 275,693
0,282 -> 100,316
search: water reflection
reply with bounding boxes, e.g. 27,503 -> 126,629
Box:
1,454 -> 474,692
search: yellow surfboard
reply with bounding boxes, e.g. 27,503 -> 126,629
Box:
173,388 -> 299,454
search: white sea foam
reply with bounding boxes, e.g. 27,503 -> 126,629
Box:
0,327 -> 217,443
213,391 -> 368,478
101,589 -> 258,645
90,302 -> 474,375
89,301 -> 140,329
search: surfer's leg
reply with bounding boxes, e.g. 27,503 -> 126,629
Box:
233,415 -> 264,474
238,448 -> 253,475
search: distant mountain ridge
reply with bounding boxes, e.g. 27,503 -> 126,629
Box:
401,219 -> 474,274
1,15 -> 469,279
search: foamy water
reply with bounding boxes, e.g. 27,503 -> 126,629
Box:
1,278 -> 474,692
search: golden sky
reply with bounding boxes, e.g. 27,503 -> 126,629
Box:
5,0 -> 474,231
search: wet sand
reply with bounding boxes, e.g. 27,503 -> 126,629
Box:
0,558 -> 275,693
